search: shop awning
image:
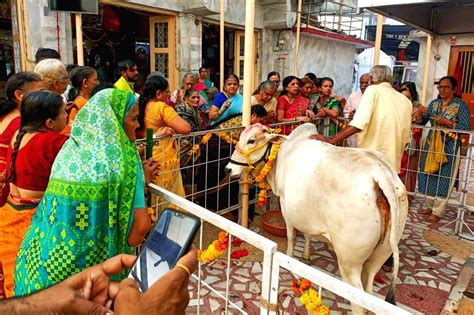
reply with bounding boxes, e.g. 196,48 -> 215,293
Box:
358,0 -> 474,35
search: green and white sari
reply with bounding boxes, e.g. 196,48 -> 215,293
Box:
14,89 -> 140,296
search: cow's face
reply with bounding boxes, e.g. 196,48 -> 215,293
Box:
225,124 -> 282,177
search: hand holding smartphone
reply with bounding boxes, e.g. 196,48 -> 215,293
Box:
128,208 -> 200,292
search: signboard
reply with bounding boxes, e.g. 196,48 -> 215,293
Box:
48,0 -> 98,14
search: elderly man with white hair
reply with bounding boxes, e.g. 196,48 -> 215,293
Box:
34,58 -> 69,96
311,65 -> 412,173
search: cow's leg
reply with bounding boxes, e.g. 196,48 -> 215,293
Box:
286,222 -> 295,257
303,233 -> 311,260
338,264 -> 365,315
362,244 -> 393,294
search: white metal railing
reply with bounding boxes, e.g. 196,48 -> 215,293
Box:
148,183 -> 278,314
269,252 -> 412,315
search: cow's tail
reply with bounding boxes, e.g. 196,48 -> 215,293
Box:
374,171 -> 406,305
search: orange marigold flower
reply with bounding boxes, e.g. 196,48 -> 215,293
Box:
300,279 -> 312,292
218,231 -> 229,245
291,279 -> 300,294
214,240 -> 226,251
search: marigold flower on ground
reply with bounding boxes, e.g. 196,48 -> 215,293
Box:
291,279 -> 329,315
218,231 -> 228,246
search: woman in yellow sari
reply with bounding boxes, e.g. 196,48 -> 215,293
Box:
137,75 -> 191,208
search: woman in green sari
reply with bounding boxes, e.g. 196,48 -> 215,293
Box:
14,89 -> 151,296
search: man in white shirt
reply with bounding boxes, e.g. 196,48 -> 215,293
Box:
344,73 -> 370,119
343,73 -> 370,147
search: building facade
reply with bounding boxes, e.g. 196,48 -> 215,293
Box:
11,0 -> 372,97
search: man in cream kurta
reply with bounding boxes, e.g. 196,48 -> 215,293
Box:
349,82 -> 412,171
311,65 -> 412,173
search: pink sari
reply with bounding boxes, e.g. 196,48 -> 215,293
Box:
277,95 -> 310,134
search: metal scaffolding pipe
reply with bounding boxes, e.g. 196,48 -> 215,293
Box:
220,0 -> 225,89
337,0 -> 344,33
421,34 -> 432,106
75,14 -> 84,66
373,14 -> 384,66
294,0 -> 303,76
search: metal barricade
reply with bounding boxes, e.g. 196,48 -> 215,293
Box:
149,183 -> 278,314
269,252 -> 411,315
399,124 -> 474,239
137,118 -> 474,239
136,120 -> 303,219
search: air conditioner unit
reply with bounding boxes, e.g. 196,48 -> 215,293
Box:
183,0 -> 222,17
264,0 -> 297,30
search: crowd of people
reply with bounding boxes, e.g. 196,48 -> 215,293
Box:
0,46 -> 470,313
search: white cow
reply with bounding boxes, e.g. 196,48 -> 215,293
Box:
225,123 -> 408,314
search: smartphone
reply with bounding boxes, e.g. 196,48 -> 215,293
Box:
128,208 -> 200,292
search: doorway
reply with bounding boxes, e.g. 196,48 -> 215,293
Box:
448,46 -> 474,129
75,5 -> 177,92
201,23 -> 258,91
76,5 -> 152,90
201,23 -> 236,90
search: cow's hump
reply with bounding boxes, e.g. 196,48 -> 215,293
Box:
279,123 -> 318,156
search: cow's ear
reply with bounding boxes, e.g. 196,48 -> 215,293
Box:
265,132 -> 286,143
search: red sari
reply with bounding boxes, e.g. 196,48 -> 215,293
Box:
0,116 -> 20,206
0,131 -> 67,297
277,95 -> 310,135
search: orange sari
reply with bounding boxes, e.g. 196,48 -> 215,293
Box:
61,97 -> 88,135
0,195 -> 39,297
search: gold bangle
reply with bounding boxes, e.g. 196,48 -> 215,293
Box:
175,263 -> 191,277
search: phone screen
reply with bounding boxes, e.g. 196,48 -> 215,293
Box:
128,209 -> 199,292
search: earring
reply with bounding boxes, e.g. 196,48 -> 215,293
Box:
85,85 -> 88,88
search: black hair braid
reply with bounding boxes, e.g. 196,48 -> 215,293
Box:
138,94 -> 149,128
8,128 -> 27,183
67,87 -> 79,102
